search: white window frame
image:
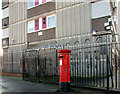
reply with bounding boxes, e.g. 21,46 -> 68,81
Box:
28,0 -> 35,9
28,0 -> 53,9
39,18 -> 42,30
2,28 -> 9,38
28,20 -> 35,33
92,0 -> 111,19
39,0 -> 42,5
27,14 -> 56,33
47,14 -> 56,29
2,7 -> 9,19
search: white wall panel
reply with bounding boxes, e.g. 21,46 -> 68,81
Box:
2,28 -> 9,38
2,7 -> 9,19
9,2 -> 27,24
92,1 -> 111,19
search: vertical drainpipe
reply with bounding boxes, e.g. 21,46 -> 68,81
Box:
109,0 -> 117,35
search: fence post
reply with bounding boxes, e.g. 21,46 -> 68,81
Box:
115,42 -> 117,89
2,55 -> 3,72
22,50 -> 25,80
11,51 -> 14,73
106,35 -> 109,92
37,51 -> 39,82
56,48 -> 58,75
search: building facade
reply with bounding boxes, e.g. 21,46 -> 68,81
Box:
2,0 -> 118,73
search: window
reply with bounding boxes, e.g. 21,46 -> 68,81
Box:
42,0 -> 46,3
35,0 -> 39,6
28,0 -> 35,9
35,19 -> 39,30
28,14 -> 55,33
28,20 -> 35,33
28,0 -> 52,9
39,0 -> 42,5
3,40 -> 6,45
42,17 -> 47,29
47,14 -> 55,28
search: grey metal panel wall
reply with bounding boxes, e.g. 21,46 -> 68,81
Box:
66,7 -> 72,36
71,6 -> 76,36
84,3 -> 91,34
75,4 -> 80,35
56,10 -> 63,38
9,1 -> 27,24
63,8 -> 67,37
80,5 -> 85,34
56,0 -> 81,9
8,44 -> 26,52
9,1 -> 27,45
9,21 -> 26,45
118,1 -> 120,35
56,3 -> 91,38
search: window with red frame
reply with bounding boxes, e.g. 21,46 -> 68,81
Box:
35,0 -> 39,6
35,19 -> 39,30
42,0 -> 46,3
42,17 -> 47,29
28,15 -> 55,33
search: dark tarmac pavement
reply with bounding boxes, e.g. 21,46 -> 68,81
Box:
0,76 -> 58,93
0,76 -> 120,94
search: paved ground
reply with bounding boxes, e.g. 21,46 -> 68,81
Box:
0,76 -> 58,93
0,76 -> 120,94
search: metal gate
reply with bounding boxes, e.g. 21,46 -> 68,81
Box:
22,48 -> 59,83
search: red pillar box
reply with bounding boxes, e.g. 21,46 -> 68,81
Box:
58,49 -> 71,93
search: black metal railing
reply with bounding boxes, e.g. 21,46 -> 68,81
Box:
2,35 -> 120,91
21,42 -> 120,91
22,48 -> 59,84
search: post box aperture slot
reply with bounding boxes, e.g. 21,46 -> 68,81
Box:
58,56 -> 64,59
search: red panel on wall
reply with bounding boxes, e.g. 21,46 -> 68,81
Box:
35,19 -> 39,30
42,0 -> 46,3
35,0 -> 39,6
42,16 -> 47,29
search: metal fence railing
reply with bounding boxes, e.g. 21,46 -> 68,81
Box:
22,42 -> 120,91
22,48 -> 59,83
1,33 -> 120,91
2,51 -> 23,73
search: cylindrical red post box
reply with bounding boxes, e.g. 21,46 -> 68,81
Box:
58,49 -> 71,93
